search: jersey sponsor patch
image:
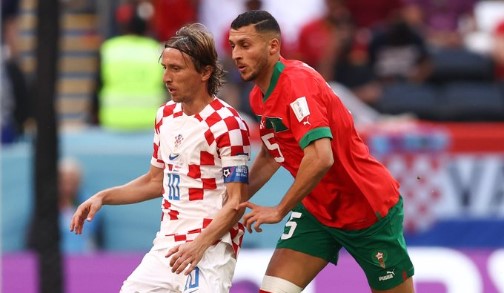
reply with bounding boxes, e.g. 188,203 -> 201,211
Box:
222,165 -> 248,183
290,97 -> 310,122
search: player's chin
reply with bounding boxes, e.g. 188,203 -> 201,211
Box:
240,72 -> 256,82
170,95 -> 183,103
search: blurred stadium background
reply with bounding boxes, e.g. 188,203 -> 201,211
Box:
2,0 -> 504,292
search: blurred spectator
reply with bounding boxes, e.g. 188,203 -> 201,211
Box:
220,0 -> 266,58
296,0 -> 381,104
296,0 -> 354,72
217,0 -> 268,119
403,0 -> 477,49
1,0 -> 32,144
150,0 -> 199,42
92,1 -> 166,131
58,158 -> 101,254
2,0 -> 21,58
199,0 -> 245,55
368,9 -> 432,85
261,0 -> 325,50
344,0 -> 405,30
492,19 -> 504,81
1,57 -> 31,144
463,1 -> 504,55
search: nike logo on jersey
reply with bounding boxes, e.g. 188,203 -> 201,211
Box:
168,153 -> 180,160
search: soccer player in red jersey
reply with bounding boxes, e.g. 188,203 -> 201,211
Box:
71,24 -> 250,292
229,11 -> 415,293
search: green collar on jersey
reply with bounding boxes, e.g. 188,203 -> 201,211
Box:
263,60 -> 285,101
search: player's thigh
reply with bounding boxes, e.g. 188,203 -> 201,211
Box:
337,196 -> 415,291
120,248 -> 185,292
265,248 -> 328,289
371,277 -> 414,293
197,241 -> 237,293
270,204 -> 338,288
121,242 -> 237,293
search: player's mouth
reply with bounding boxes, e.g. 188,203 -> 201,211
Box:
237,64 -> 247,73
167,87 -> 176,95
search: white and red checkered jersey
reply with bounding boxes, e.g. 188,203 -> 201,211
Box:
150,97 -> 250,256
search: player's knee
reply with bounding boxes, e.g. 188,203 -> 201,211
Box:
260,275 -> 303,293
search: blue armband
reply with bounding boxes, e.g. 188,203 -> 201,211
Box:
223,165 -> 249,183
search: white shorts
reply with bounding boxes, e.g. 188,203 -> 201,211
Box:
120,241 -> 237,293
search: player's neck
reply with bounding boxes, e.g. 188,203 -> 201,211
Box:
182,93 -> 214,116
256,57 -> 280,94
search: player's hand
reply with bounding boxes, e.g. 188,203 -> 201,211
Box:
239,202 -> 283,233
166,241 -> 206,275
70,196 -> 103,234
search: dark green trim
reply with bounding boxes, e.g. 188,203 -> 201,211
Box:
263,61 -> 285,101
265,117 -> 288,132
299,127 -> 332,149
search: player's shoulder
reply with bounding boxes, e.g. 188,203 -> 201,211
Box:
156,100 -> 179,118
201,97 -> 247,126
281,59 -> 321,85
208,97 -> 241,117
208,97 -> 248,130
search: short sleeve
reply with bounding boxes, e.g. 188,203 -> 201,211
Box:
285,77 -> 333,149
150,105 -> 166,168
216,115 -> 251,167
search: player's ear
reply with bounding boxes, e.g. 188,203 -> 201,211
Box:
269,37 -> 280,55
201,65 -> 212,81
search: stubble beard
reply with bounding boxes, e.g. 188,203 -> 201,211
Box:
240,56 -> 268,83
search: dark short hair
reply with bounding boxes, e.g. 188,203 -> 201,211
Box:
164,23 -> 224,96
230,10 -> 281,35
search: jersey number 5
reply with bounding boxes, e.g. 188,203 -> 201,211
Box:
281,212 -> 302,240
261,133 -> 285,163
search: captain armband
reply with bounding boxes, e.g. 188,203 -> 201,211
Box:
222,165 -> 249,183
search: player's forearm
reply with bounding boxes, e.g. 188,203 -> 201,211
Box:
248,146 -> 280,199
99,171 -> 163,205
194,183 -> 247,247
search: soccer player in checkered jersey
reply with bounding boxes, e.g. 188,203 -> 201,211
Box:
228,11 -> 415,293
71,23 -> 251,292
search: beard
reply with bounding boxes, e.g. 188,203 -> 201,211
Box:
240,55 -> 269,82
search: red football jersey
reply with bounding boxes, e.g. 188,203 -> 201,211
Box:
249,58 -> 400,230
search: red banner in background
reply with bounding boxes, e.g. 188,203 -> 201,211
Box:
443,123 -> 504,153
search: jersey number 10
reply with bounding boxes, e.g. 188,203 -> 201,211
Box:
166,173 -> 180,200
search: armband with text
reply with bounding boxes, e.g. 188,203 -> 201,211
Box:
222,165 -> 248,183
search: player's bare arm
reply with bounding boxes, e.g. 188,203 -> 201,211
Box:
247,143 -> 280,199
70,165 -> 164,234
241,138 -> 333,232
166,181 -> 247,275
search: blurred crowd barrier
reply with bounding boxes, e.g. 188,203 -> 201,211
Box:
2,122 -> 504,292
3,247 -> 504,293
2,122 -> 504,253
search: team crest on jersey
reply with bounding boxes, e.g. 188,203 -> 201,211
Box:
174,134 -> 184,148
290,97 -> 310,122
